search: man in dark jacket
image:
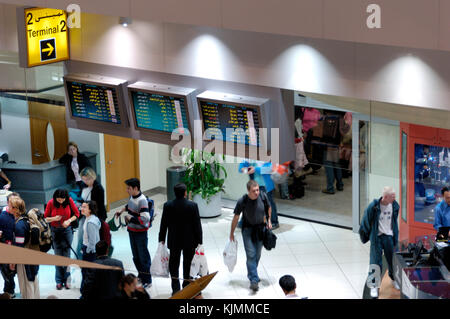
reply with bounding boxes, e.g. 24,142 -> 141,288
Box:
159,183 -> 203,295
359,186 -> 400,298
81,240 -> 124,299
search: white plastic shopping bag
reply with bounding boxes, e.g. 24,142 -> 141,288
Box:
150,242 -> 170,277
223,239 -> 238,273
190,245 -> 209,278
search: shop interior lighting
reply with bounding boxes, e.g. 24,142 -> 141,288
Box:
119,17 -> 132,27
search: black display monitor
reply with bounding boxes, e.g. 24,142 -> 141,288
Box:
63,74 -> 128,128
127,82 -> 194,145
197,94 -> 265,147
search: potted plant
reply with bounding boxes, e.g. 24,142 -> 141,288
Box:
182,149 -> 227,218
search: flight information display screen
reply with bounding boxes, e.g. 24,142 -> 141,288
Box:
131,91 -> 190,134
199,99 -> 261,146
66,80 -> 122,124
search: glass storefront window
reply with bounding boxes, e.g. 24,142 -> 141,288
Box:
413,143 -> 448,224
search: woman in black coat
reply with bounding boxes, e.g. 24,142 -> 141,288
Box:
79,167 -> 106,221
59,142 -> 91,187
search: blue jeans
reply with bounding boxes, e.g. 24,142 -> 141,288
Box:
242,227 -> 263,283
324,160 -> 343,192
0,264 -> 15,294
369,234 -> 395,281
51,226 -> 73,284
129,231 -> 152,284
75,216 -> 86,260
279,182 -> 289,199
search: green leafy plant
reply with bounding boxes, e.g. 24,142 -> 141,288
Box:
182,149 -> 227,203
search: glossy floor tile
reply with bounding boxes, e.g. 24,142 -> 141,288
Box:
0,193 -> 371,299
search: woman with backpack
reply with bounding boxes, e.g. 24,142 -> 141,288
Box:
80,200 -> 101,291
9,197 -> 40,299
44,189 -> 80,290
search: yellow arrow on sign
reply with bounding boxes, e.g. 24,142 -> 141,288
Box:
42,42 -> 54,56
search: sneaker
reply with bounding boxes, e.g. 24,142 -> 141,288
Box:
392,280 -> 400,290
322,189 -> 335,195
56,284 -> 63,290
250,282 -> 259,292
64,282 -> 71,290
271,223 -> 280,230
7,293 -> 16,299
370,287 -> 378,298
336,187 -> 344,191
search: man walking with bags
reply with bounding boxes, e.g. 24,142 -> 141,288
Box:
359,186 -> 400,298
230,180 -> 272,292
159,183 -> 203,296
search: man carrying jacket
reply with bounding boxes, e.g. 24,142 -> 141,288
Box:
230,180 -> 272,292
359,186 -> 400,298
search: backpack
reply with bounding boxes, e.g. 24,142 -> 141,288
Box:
146,197 -> 155,228
20,208 -> 52,252
99,220 -> 111,247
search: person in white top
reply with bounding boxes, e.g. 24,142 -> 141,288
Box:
359,186 -> 400,299
80,201 -> 101,292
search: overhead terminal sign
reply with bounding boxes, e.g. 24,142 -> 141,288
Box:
23,7 -> 69,67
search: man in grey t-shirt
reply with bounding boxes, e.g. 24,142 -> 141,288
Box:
230,180 -> 272,292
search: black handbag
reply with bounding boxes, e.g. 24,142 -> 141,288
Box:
69,205 -> 79,229
263,228 -> 277,251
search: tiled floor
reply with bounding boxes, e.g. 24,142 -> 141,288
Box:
0,193 -> 371,299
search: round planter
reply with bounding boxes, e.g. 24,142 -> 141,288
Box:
193,193 -> 222,218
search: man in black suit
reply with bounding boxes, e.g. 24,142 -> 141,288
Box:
81,240 -> 125,299
159,183 -> 203,295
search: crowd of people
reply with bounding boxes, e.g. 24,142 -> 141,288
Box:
0,138 -> 300,299
0,141 -> 407,300
0,142 -> 152,299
